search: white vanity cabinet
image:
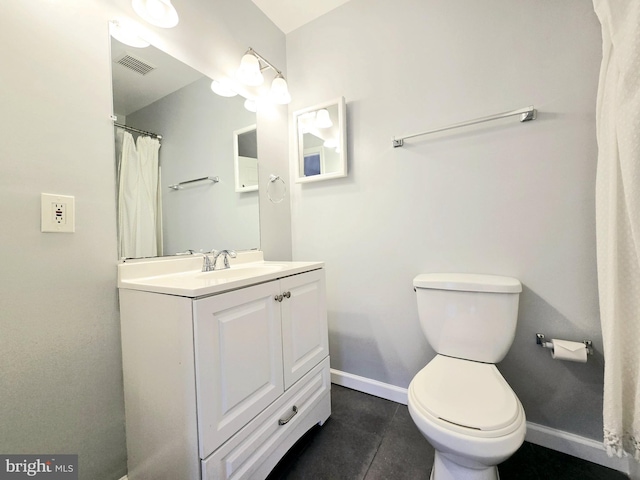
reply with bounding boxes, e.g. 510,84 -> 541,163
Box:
118,262 -> 330,480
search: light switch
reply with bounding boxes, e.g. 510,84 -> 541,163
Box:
41,193 -> 75,233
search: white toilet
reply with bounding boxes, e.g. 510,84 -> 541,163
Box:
408,273 -> 526,480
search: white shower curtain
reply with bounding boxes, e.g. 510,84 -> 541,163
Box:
593,0 -> 640,461
117,130 -> 163,258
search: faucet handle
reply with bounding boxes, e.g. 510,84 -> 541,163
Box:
201,249 -> 219,272
220,249 -> 236,268
202,255 -> 213,272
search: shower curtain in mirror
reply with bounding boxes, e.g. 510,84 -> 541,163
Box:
116,128 -> 163,258
593,0 -> 640,461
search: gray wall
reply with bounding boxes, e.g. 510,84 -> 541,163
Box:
287,0 -> 604,440
127,77 -> 260,254
0,1 -> 606,478
0,1 -> 288,479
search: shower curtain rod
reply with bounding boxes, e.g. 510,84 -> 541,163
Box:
114,122 -> 163,140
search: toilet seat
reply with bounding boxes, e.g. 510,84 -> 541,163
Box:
410,355 -> 522,438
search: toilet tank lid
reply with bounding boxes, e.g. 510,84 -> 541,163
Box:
413,273 -> 522,293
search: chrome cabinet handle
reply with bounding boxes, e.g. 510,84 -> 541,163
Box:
274,292 -> 290,302
278,405 -> 298,426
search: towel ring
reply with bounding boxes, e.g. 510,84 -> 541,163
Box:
267,174 -> 286,204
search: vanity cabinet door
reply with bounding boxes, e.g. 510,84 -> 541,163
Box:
194,280 -> 284,458
280,269 -> 328,390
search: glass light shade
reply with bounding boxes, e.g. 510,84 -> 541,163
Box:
210,80 -> 238,97
270,75 -> 291,105
297,112 -> 315,134
132,0 -> 179,28
323,138 -> 338,149
315,109 -> 333,128
109,19 -> 150,48
236,53 -> 264,86
244,99 -> 257,113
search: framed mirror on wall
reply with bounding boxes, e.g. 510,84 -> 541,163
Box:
293,97 -> 347,183
110,36 -> 260,260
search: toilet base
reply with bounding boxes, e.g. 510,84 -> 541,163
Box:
430,451 -> 500,480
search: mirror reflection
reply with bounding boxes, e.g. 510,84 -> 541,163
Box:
234,124 -> 258,192
111,38 -> 260,259
294,97 -> 347,183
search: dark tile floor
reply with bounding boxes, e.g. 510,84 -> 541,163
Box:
267,385 -> 628,480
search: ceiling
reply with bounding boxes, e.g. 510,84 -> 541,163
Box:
111,39 -> 203,117
251,0 -> 352,34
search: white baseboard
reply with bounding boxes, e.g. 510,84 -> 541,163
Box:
525,422 -> 630,476
118,476 -> 128,480
330,369 -> 630,475
330,368 -> 409,405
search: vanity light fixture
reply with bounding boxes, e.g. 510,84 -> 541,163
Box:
323,138 -> 338,149
244,98 -> 257,113
323,138 -> 341,153
210,80 -> 238,97
132,0 -> 179,28
315,109 -> 333,128
297,112 -> 316,133
270,73 -> 292,105
236,48 -> 291,104
109,19 -> 150,48
236,51 -> 264,86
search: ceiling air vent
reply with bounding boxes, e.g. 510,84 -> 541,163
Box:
115,53 -> 156,76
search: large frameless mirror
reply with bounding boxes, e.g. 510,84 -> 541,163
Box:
293,97 -> 347,183
111,36 -> 260,259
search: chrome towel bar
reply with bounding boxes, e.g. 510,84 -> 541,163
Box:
392,105 -> 537,148
169,176 -> 220,190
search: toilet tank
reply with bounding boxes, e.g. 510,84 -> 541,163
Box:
413,273 -> 522,363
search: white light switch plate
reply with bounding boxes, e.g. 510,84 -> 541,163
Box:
41,193 -> 75,233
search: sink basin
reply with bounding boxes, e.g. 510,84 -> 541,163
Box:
196,263 -> 288,281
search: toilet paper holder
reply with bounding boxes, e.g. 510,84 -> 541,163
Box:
536,333 -> 593,356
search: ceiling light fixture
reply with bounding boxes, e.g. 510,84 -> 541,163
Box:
109,19 -> 150,48
132,0 -> 179,28
236,47 -> 291,105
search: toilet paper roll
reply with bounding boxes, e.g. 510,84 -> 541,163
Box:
551,339 -> 588,363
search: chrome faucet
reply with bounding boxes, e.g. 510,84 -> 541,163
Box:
201,249 -> 218,272
201,249 -> 237,272
212,249 -> 237,270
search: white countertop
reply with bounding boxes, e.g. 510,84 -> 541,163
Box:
118,251 -> 323,298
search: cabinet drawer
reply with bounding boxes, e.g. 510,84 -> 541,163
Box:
202,357 -> 330,480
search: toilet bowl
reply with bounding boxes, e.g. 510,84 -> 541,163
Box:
410,273 -> 525,480
408,355 -> 526,480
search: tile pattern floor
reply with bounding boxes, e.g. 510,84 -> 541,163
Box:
267,385 -> 628,480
